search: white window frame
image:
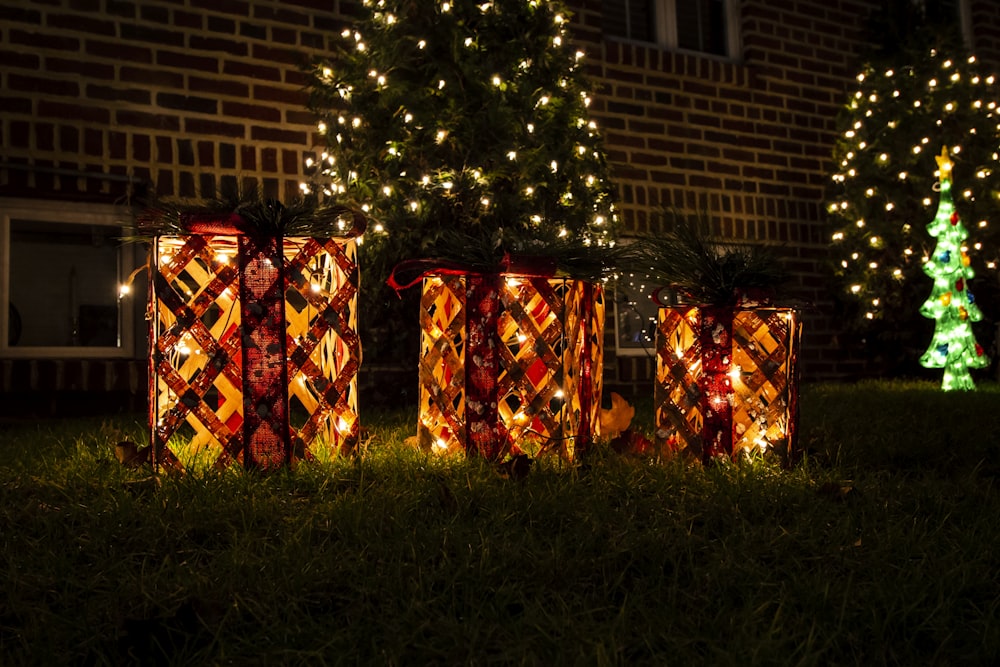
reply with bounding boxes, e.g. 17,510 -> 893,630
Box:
606,0 -> 741,60
0,198 -> 137,359
612,276 -> 663,358
957,0 -> 972,47
657,0 -> 741,59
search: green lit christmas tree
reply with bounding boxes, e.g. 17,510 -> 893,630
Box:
304,0 -> 618,276
919,147 -> 988,390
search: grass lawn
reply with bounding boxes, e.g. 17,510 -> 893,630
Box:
2,380 -> 999,665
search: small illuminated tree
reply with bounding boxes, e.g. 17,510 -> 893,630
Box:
919,147 -> 989,390
304,0 -> 617,271
304,0 -> 619,367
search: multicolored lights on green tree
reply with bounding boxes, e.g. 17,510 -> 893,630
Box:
919,147 -> 988,390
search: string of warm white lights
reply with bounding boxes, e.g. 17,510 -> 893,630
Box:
828,48 -> 1000,328
303,0 -> 617,258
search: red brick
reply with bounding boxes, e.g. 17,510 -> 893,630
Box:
35,123 -> 55,151
120,65 -> 183,89
221,101 -> 280,123
210,0 -> 251,17
241,146 -> 257,171
0,49 -> 40,69
9,29 -> 80,51
189,35 -> 248,56
39,100 -> 109,123
85,39 -> 153,63
184,118 -> 246,139
132,135 -> 150,161
223,60 -> 281,82
84,128 -> 102,156
286,109 -> 317,126
109,131 -> 126,160
251,127 -> 307,144
188,76 -> 249,98
157,92 -> 217,115
261,147 -> 278,172
197,141 -> 215,167
46,13 -> 115,36
174,10 -> 202,29
0,6 -> 42,24
59,125 -> 79,152
117,110 -> 179,131
0,96 -> 29,115
7,73 -> 79,97
86,84 -> 150,105
253,5 -> 309,25
120,23 -> 184,47
250,43 -> 304,67
47,57 -> 114,80
281,149 -> 300,175
156,50 -> 219,73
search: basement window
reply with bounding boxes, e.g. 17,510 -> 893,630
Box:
0,199 -> 136,358
613,273 -> 662,358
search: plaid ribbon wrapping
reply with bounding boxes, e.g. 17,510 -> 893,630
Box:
415,270 -> 603,461
655,306 -> 801,464
149,213 -> 361,471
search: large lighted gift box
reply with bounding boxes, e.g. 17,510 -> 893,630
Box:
655,304 -> 801,463
144,199 -> 364,471
632,217 -> 801,464
402,259 -> 604,462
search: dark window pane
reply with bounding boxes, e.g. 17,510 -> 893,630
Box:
8,219 -> 122,347
676,0 -> 728,56
922,0 -> 959,23
604,0 -> 656,42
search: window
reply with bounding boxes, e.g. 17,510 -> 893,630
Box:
603,0 -> 740,59
917,0 -> 971,45
613,274 -> 662,358
865,0 -> 971,54
603,0 -> 656,43
0,199 -> 137,358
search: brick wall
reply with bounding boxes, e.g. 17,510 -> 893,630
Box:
972,0 -> 1000,65
2,0 -> 1000,398
0,0 -> 354,204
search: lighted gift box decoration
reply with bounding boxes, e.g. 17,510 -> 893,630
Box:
655,304 -> 802,463
395,258 -> 604,462
636,217 -> 801,463
144,199 -> 365,471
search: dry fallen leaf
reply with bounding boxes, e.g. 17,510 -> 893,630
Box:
599,392 -> 635,440
497,453 -> 533,481
115,441 -> 151,468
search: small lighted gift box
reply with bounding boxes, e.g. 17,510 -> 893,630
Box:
144,201 -> 364,471
408,261 -> 604,462
655,305 -> 801,464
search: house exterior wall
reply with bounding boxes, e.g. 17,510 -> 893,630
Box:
0,0 -> 353,204
2,0 -> 999,410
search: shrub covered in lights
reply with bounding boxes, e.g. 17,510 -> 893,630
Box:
828,48 -> 1000,353
304,0 -> 618,273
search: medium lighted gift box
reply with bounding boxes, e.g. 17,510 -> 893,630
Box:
145,200 -> 364,471
655,304 -> 801,463
407,260 -> 604,462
